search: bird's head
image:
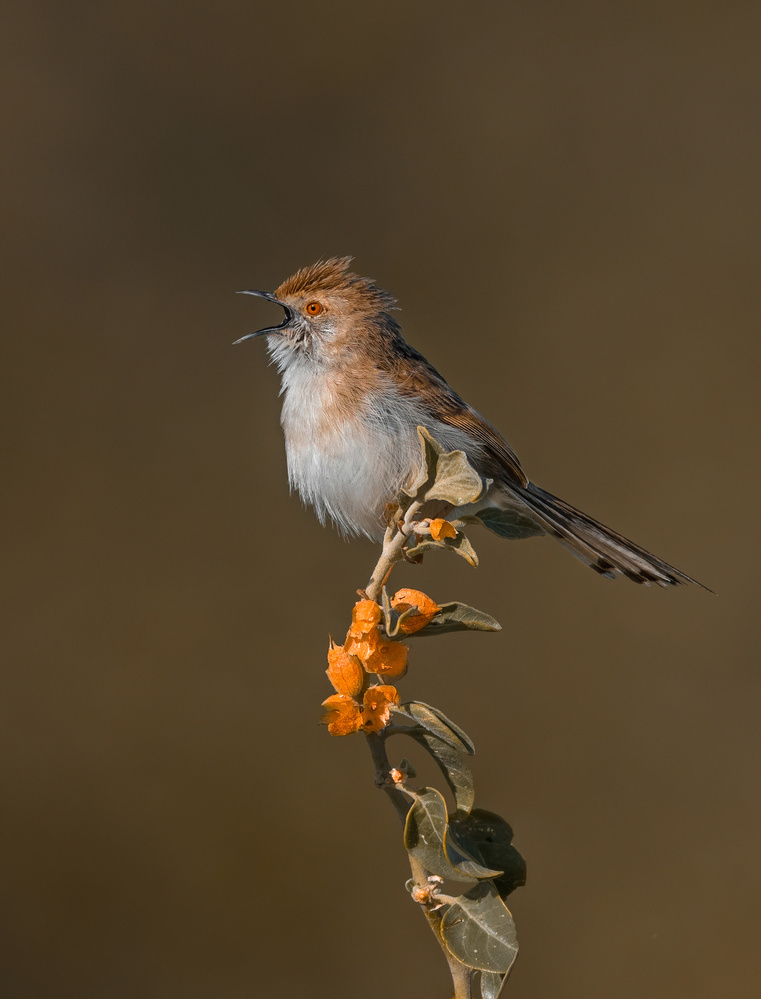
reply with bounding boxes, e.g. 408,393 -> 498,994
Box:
234,257 -> 398,366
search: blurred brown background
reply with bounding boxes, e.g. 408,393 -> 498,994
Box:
2,2 -> 759,996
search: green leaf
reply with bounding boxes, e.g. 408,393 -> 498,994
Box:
426,449 -> 489,507
445,827 -> 504,880
480,970 -> 506,999
406,531 -> 480,567
404,426 -> 444,498
441,882 -> 519,974
389,725 -> 475,813
392,701 -> 475,755
408,600 -> 502,637
410,730 -> 475,814
412,702 -> 476,755
403,787 -> 459,880
448,809 -> 527,899
404,789 -> 501,884
475,507 -> 545,540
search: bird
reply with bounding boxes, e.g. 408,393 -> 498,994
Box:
235,257 -> 705,588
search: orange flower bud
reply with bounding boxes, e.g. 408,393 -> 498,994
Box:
321,694 -> 363,736
348,599 -> 382,638
361,684 -> 400,734
391,588 -> 441,634
344,632 -> 379,664
362,636 -> 408,678
326,642 -> 365,697
430,518 -> 457,541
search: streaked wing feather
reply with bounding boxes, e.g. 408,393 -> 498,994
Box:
434,403 -> 528,487
389,343 -> 528,487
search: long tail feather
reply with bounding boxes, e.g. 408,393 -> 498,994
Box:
518,483 -> 710,589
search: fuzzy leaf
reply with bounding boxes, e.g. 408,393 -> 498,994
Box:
448,809 -> 527,899
441,882 -> 519,974
426,449 -> 489,507
475,507 -> 545,540
408,600 -> 502,638
392,701 -> 475,755
404,427 -> 444,498
480,970 -> 506,999
389,725 -> 475,813
406,532 -> 480,567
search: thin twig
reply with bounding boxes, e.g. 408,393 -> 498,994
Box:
365,502 -> 422,602
364,731 -> 474,998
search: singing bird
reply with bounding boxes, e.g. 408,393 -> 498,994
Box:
235,257 -> 704,588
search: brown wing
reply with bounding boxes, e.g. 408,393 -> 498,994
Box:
388,339 -> 528,488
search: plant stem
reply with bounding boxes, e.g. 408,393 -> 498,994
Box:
365,730 -> 474,999
365,502 -> 422,602
365,731 -> 410,824
364,501 -> 475,998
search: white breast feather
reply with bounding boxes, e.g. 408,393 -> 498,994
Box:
274,351 -> 481,539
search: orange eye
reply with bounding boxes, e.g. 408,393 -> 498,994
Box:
305,301 -> 323,316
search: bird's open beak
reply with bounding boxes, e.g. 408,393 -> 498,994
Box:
233,290 -> 293,343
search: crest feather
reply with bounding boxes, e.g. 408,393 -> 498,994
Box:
275,257 -> 396,312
